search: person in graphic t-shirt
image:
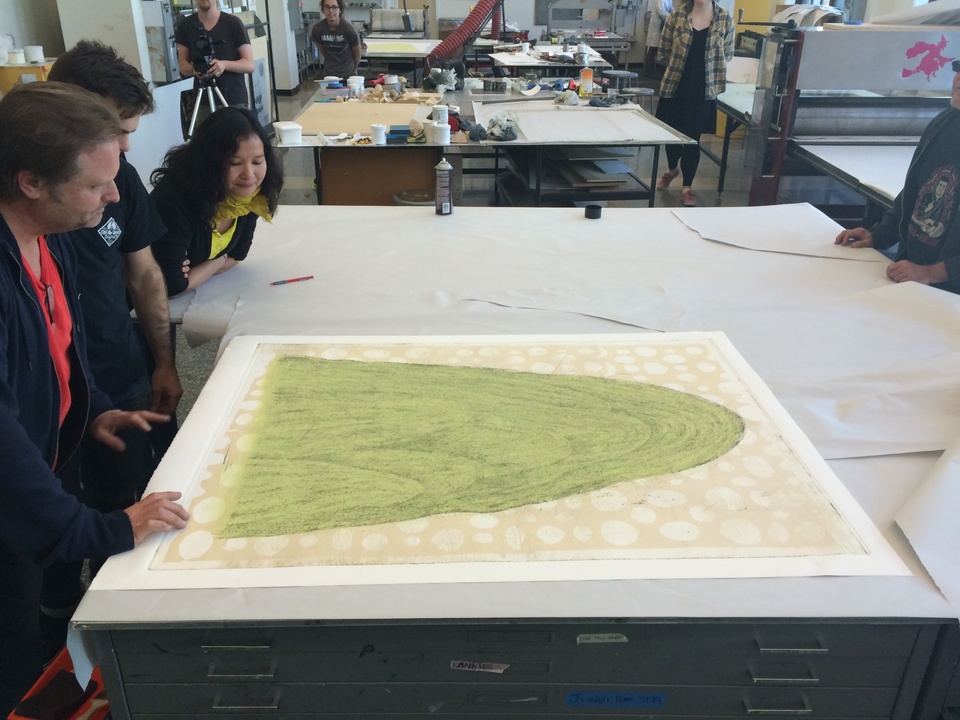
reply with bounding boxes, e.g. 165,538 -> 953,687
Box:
836,60 -> 960,294
310,0 -> 361,78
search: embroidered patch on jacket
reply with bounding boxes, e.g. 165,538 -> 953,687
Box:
98,217 -> 122,247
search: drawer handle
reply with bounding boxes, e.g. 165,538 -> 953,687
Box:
212,688 -> 280,710
207,657 -> 278,679
749,664 -> 819,686
202,644 -> 272,651
743,694 -> 812,715
755,634 -> 827,654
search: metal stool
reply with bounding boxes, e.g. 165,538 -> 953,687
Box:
602,69 -> 639,93
622,86 -> 655,113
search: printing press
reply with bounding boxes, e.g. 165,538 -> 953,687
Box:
745,25 -> 959,225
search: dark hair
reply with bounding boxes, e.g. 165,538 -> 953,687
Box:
322,0 -> 345,10
0,82 -> 122,203
47,40 -> 154,119
151,108 -> 282,224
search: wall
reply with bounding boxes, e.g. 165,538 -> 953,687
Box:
433,0 -> 535,39
57,0 -> 152,81
0,0 -> 65,56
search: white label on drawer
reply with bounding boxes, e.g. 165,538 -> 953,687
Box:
450,660 -> 510,674
576,633 -> 629,645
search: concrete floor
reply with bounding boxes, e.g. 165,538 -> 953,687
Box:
173,82 -> 753,423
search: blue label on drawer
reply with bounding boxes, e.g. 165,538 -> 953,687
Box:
565,691 -> 666,709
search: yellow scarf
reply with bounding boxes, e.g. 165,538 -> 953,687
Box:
213,189 -> 273,225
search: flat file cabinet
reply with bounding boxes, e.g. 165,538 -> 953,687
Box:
83,618 -> 960,719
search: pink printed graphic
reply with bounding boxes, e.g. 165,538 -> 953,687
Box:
902,36 -> 955,80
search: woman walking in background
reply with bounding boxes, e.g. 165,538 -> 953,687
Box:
654,0 -> 734,207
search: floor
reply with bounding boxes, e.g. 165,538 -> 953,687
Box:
174,79 -> 753,422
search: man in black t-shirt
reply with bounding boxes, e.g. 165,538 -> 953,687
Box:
176,0 -> 253,113
836,61 -> 960,294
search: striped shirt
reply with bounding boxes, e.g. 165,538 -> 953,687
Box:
657,0 -> 735,100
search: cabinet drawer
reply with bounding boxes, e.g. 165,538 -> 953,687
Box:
118,647 -> 908,689
111,621 -> 921,659
124,682 -> 899,717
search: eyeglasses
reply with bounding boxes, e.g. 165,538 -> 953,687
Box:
322,4 -> 339,10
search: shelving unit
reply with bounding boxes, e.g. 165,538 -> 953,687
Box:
493,144 -> 658,207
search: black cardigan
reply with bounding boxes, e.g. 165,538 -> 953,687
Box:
150,181 -> 259,297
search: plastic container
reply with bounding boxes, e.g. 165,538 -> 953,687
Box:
435,157 -> 453,215
347,75 -> 365,97
579,68 -> 594,97
273,121 -> 302,144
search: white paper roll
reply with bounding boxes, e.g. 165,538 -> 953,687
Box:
8,49 -> 25,64
24,46 -> 44,63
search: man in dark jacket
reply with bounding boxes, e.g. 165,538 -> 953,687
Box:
836,60 -> 960,293
43,40 -> 183,661
0,82 -> 190,716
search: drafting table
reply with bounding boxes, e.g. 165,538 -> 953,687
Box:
275,89 -> 693,207
76,204 -> 960,719
709,82 -> 756,194
362,38 -> 441,85
789,140 -> 916,210
363,37 -> 441,60
274,87 -> 442,205
489,45 -> 612,74
472,101 -> 693,207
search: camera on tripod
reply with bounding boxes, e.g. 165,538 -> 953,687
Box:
190,23 -> 221,79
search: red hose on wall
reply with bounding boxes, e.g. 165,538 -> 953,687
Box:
427,0 -> 502,65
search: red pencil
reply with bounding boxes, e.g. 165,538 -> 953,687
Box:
270,275 -> 314,286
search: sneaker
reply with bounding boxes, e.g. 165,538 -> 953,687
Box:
656,169 -> 679,190
681,188 -> 697,206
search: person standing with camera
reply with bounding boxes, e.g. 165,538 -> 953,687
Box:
176,0 -> 253,118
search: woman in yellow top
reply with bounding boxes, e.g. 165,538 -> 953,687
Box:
150,108 -> 283,296
654,0 -> 734,207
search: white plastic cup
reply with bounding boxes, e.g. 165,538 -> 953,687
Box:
371,123 -> 386,145
521,41 -> 530,54
423,120 -> 437,144
432,105 -> 448,124
434,121 -> 451,145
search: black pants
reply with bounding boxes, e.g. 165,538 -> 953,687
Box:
665,142 -> 702,188
0,540 -> 42,716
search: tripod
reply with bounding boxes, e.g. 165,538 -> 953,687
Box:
185,75 -> 229,140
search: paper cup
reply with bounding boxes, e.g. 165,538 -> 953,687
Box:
371,123 -> 387,145
423,120 -> 437,144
